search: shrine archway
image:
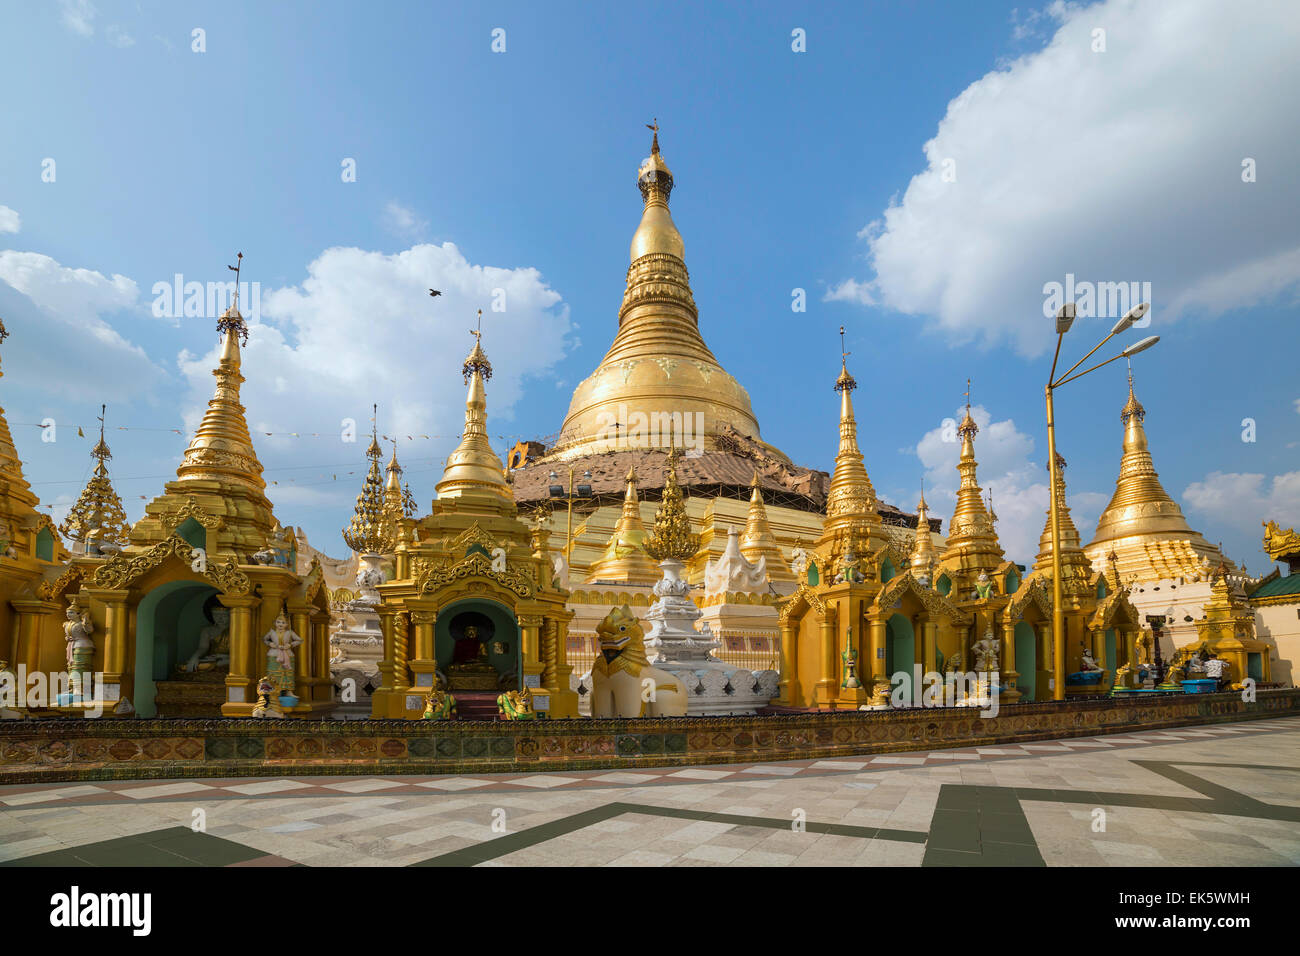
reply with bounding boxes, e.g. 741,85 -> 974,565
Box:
885,614 -> 915,703
434,598 -> 520,688
133,580 -> 219,717
1014,621 -> 1037,701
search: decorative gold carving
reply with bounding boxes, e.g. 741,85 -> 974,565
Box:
416,550 -> 534,598
1263,520 -> 1300,562
872,572 -> 971,625
37,564 -> 88,602
1003,576 -> 1052,622
643,443 -> 699,561
159,496 -> 223,533
92,534 -> 252,594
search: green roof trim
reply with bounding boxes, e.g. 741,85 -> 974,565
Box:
1250,573 -> 1300,599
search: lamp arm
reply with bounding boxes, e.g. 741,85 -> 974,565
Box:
1054,329 -> 1119,386
1054,350 -> 1127,388
1048,333 -> 1065,386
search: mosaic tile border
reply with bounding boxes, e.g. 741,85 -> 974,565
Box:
0,689 -> 1295,784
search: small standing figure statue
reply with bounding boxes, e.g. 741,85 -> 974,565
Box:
64,598 -> 95,701
262,609 -> 303,702
841,627 -> 862,689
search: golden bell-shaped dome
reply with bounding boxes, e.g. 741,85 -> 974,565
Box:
548,126 -> 778,463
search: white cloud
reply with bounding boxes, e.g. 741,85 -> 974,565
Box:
59,0 -> 95,37
0,250 -> 164,402
829,0 -> 1300,355
0,206 -> 19,234
381,202 -> 428,240
178,241 -> 571,505
105,25 -> 134,48
1182,471 -> 1300,531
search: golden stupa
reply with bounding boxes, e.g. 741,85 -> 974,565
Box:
547,125 -> 782,463
1084,368 -> 1228,582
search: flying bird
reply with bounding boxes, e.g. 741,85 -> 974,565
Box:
429,289 -> 441,298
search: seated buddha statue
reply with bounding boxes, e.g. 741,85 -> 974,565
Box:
180,605 -> 232,674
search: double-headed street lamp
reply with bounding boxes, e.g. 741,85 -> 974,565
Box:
548,467 -> 593,559
1046,301 -> 1158,700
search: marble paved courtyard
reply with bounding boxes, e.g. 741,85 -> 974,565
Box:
2,716 -> 1298,867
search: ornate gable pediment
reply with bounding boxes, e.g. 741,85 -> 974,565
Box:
1090,589 -> 1139,631
159,495 -> 224,532
416,549 -> 533,598
448,522 -> 502,557
92,533 -> 251,594
1003,576 -> 1052,622
778,582 -> 827,624
37,563 -> 88,601
872,571 -> 971,624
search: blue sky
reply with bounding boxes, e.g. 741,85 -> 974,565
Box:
1,0 -> 1297,570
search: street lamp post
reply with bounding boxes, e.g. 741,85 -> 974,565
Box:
548,467 -> 593,558
1045,301 -> 1157,700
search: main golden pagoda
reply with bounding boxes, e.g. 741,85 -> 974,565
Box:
509,128 -> 930,595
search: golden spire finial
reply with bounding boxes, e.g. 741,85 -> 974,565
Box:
366,403 -> 382,459
91,404 -> 111,462
462,309 -> 493,384
957,377 -> 978,440
647,117 -> 660,154
1121,358 -> 1145,424
216,251 -> 248,345
834,326 -> 857,392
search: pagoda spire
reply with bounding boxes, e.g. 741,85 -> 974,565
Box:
740,470 -> 793,581
587,465 -> 660,584
0,319 -> 37,512
1084,364 -> 1227,579
60,404 -> 131,551
342,406 -> 394,555
940,381 -> 1004,572
817,327 -> 880,556
175,276 -> 265,492
435,313 -> 511,503
910,481 -> 936,579
1032,452 -> 1093,595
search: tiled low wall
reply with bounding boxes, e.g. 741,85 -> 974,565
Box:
1,689 -> 1296,784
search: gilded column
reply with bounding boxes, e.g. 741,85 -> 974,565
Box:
291,607 -> 311,687
816,610 -> 837,706
518,614 -> 541,666
541,619 -> 559,689
867,615 -> 889,707
372,604 -> 397,717
393,611 -> 410,692
920,617 -> 938,674
407,604 -> 437,692
221,596 -> 258,716
1000,620 -> 1021,702
10,600 -> 57,699
777,621 -> 798,705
